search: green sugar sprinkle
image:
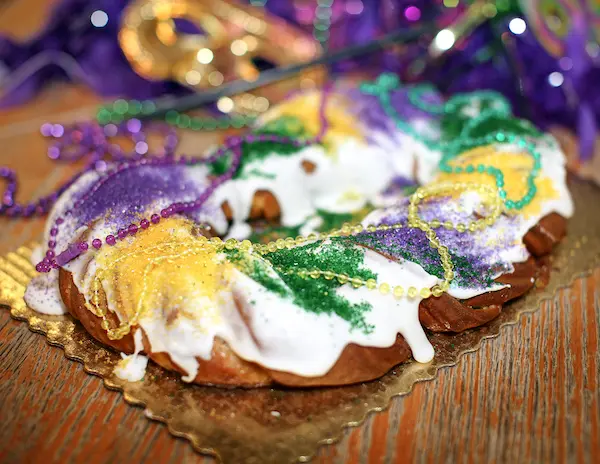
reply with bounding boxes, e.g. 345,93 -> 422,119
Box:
224,249 -> 290,298
224,239 -> 377,333
462,115 -> 541,140
210,115 -> 316,178
442,106 -> 541,143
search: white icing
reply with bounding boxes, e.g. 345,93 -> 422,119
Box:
134,244 -> 437,380
368,117 -> 442,186
113,330 -> 148,382
214,137 -> 398,239
447,283 -> 508,300
25,90 -> 575,382
310,139 -> 396,213
24,271 -> 67,315
114,354 -> 148,382
138,292 -> 235,382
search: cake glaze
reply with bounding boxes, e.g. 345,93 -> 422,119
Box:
24,78 -> 573,385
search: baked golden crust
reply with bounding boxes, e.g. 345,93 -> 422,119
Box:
59,269 -> 411,387
58,213 -> 567,387
60,267 -> 135,354
221,190 -> 281,223
522,212 -> 567,257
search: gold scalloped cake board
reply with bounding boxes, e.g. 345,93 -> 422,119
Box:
2,181 -> 600,464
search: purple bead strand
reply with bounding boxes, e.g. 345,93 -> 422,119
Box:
2,121 -> 177,221
42,89 -> 332,271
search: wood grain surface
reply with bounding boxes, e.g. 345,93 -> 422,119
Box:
1,3 -> 600,463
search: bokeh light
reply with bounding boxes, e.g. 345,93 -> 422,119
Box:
434,29 -> 455,51
508,18 -> 526,35
404,6 -> 421,22
196,48 -> 214,64
548,72 -> 564,87
90,10 -> 108,28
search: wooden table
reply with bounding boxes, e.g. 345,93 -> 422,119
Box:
1,5 -> 600,464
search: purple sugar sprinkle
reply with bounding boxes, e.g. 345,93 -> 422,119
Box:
71,164 -> 201,230
31,88 -> 332,270
354,196 -> 522,291
346,86 -> 442,137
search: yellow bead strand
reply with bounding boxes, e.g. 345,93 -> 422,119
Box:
91,180 -> 505,340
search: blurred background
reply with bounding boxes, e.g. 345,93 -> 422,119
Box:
0,0 -> 599,203
1,3 -> 599,462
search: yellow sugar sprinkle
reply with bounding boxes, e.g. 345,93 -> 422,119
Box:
435,147 -> 559,217
93,218 -> 231,328
259,91 -> 364,149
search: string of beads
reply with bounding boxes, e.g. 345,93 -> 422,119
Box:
35,85 -> 332,272
43,75 -> 529,315
313,0 -> 334,48
91,178 -> 504,340
3,71 -> 549,330
359,72 -> 542,211
253,181 -> 503,301
97,99 -> 255,131
83,79 -> 526,339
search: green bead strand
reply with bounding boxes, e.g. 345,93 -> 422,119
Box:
96,100 -> 255,131
358,73 -> 545,212
313,0 -> 334,48
360,74 -> 439,150
406,83 -> 445,114
439,130 -> 542,211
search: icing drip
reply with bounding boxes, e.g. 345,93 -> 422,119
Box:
114,329 -> 148,382
79,219 -> 438,378
114,354 -> 148,382
23,81 -> 575,382
224,250 -> 436,374
210,86 -> 444,240
214,139 -> 397,239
